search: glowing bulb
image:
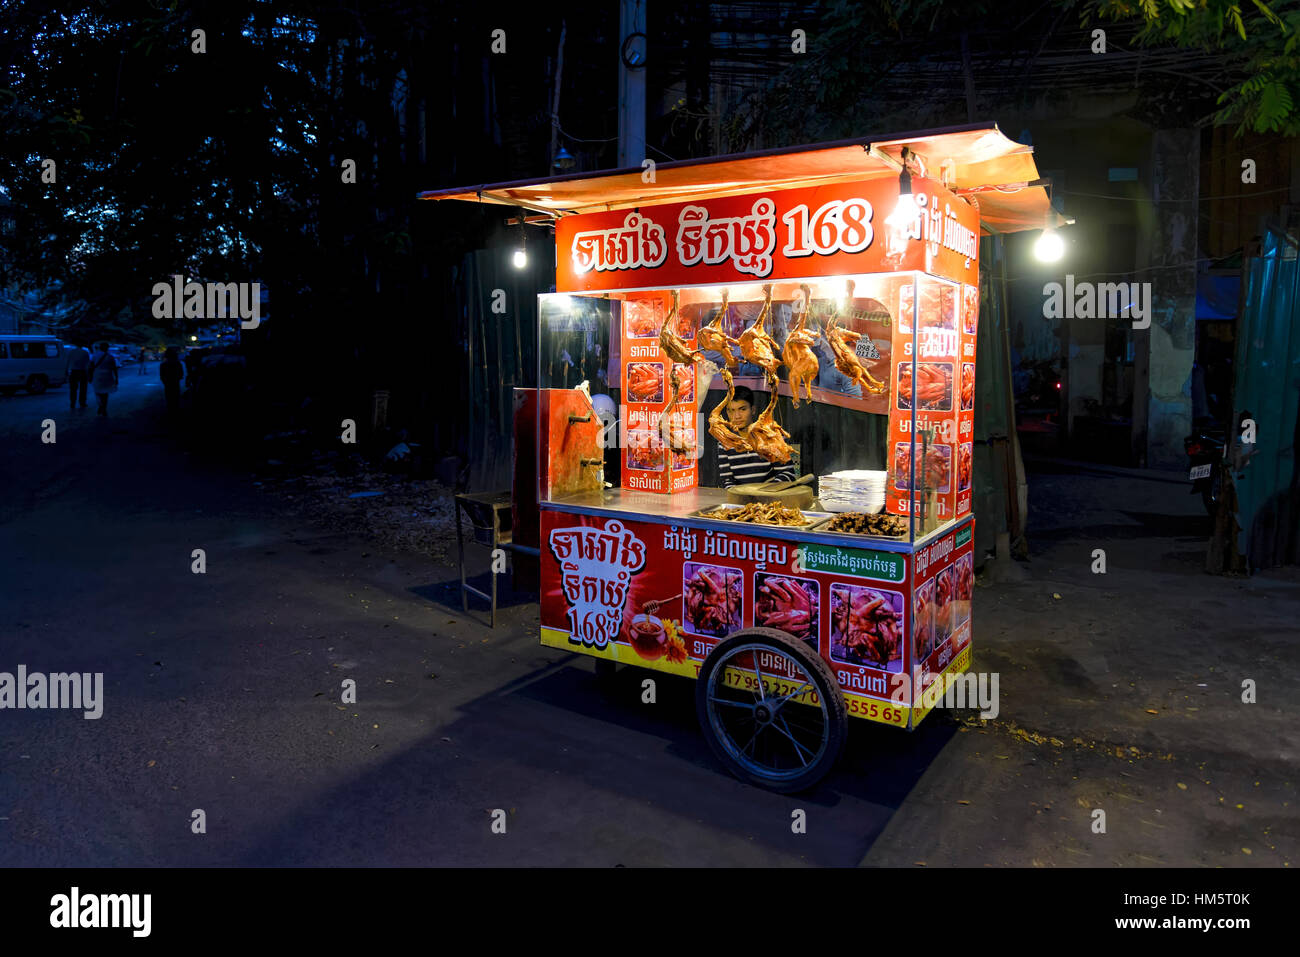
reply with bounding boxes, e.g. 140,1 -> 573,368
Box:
512,248 -> 527,269
1034,228 -> 1064,263
886,191 -> 919,229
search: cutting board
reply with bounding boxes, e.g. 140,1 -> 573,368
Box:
725,474 -> 816,509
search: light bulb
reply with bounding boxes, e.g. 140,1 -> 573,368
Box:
1034,228 -> 1064,263
512,248 -> 527,269
886,191 -> 919,229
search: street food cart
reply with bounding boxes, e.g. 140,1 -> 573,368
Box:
422,122 -> 1066,791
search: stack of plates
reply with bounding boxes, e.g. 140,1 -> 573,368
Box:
818,470 -> 888,514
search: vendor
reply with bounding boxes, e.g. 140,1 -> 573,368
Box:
716,385 -> 796,488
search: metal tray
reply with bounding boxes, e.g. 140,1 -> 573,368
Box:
808,513 -> 909,537
693,502 -> 832,530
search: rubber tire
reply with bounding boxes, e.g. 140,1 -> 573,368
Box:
25,375 -> 47,395
695,626 -> 847,794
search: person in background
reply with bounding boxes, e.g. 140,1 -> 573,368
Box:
138,346 -> 148,374
65,342 -> 91,410
88,341 -> 118,416
159,347 -> 184,414
716,384 -> 796,488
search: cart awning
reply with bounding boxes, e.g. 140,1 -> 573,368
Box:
418,121 -> 1070,236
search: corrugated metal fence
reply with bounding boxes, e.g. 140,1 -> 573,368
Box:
1234,226 -> 1300,569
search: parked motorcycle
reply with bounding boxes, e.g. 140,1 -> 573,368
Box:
1183,421 -> 1226,516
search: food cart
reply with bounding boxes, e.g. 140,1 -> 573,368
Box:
421,122 -> 1066,791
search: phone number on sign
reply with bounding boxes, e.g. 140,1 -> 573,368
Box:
711,666 -> 821,707
846,696 -> 905,724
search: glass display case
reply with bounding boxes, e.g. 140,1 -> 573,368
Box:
536,270 -> 978,548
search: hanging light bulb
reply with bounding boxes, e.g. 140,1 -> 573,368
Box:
513,214 -> 528,268
554,145 -> 575,170
1034,227 -> 1064,263
886,149 -> 918,229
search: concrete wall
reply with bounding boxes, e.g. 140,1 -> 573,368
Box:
1139,128 -> 1199,469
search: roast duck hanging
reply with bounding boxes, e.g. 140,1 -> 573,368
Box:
824,279 -> 888,396
696,289 -> 740,368
781,283 -> 820,408
737,283 -> 781,376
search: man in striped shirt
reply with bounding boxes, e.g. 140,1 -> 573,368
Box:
716,385 -> 797,488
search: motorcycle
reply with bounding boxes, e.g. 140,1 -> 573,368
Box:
1183,421 -> 1226,516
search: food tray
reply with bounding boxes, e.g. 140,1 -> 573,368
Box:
808,513 -> 909,537
694,503 -> 831,529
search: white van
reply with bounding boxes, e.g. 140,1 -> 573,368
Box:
0,335 -> 67,395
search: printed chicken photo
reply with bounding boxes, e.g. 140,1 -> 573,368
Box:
958,443 -> 972,491
626,362 -> 664,403
913,581 -> 935,660
755,575 -> 819,643
624,298 -> 662,338
961,362 -> 975,410
956,554 -> 975,603
893,443 -> 951,492
625,431 -> 663,471
683,563 -> 742,637
897,363 -> 950,410
937,286 -> 958,329
935,567 -> 954,645
830,584 -> 903,670
962,285 -> 978,335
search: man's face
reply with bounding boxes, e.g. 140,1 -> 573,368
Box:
728,398 -> 753,429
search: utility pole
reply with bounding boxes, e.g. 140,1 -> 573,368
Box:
550,20 -> 566,173
618,0 -> 646,169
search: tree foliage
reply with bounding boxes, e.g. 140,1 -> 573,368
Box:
1090,0 -> 1297,133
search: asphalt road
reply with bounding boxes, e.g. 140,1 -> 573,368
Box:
1,373 -> 1295,866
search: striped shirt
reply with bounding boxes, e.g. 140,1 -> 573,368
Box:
717,448 -> 796,488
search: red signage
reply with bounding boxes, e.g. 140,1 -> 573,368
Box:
555,176 -> 980,293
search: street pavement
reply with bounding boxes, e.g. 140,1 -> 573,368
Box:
0,375 -> 1295,866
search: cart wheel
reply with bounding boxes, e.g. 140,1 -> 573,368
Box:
695,627 -> 846,793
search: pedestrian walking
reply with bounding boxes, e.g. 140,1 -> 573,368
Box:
65,342 -> 91,410
160,347 -> 183,415
138,347 -> 148,374
88,341 -> 118,416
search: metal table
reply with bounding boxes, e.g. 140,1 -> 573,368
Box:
454,490 -> 513,627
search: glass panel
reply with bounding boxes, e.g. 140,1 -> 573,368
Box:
538,274 -> 930,544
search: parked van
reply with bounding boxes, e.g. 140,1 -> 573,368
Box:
0,335 -> 67,395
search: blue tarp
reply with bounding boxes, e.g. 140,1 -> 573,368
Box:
1233,230 -> 1300,569
1196,272 -> 1239,320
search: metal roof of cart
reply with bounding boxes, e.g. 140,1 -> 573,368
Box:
418,121 -> 1070,236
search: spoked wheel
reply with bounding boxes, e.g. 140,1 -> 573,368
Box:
696,627 -> 846,793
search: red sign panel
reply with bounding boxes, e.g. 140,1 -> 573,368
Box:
555,176 -> 979,293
